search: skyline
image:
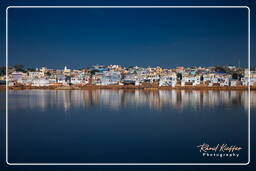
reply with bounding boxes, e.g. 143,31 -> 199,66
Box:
5,7 -> 249,68
4,63 -> 250,71
2,59 -> 251,70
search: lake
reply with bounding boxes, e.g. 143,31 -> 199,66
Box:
2,89 -> 254,164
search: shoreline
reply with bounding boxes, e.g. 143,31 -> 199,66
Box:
1,85 -> 255,91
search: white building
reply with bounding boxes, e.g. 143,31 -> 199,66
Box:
28,71 -> 44,78
32,79 -> 50,86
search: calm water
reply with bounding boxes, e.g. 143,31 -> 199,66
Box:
2,89 -> 254,163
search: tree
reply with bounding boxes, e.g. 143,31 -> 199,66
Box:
214,66 -> 226,73
14,64 -> 26,72
90,69 -> 99,75
176,73 -> 182,80
232,73 -> 239,80
0,66 -> 6,76
200,75 -> 204,81
46,72 -> 51,77
238,74 -> 243,81
65,76 -> 71,85
27,68 -> 36,72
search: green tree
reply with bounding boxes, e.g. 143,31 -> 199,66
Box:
200,75 -> 204,81
0,66 -> 6,76
65,76 -> 71,85
90,69 -> 99,75
176,73 -> 182,80
214,66 -> 226,73
46,72 -> 51,77
232,73 -> 239,80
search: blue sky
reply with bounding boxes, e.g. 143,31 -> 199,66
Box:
0,0 -> 254,69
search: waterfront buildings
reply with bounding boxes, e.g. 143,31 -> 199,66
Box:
5,65 -> 256,87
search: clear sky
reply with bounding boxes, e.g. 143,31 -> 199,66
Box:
0,0 -> 254,69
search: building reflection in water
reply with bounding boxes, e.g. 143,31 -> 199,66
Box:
8,90 -> 256,112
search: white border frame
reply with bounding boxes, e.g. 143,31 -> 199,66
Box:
5,6 -> 251,166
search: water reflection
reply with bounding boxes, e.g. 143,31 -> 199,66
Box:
7,90 -> 256,112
